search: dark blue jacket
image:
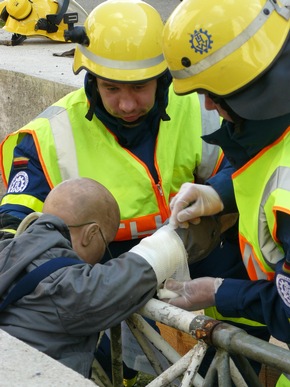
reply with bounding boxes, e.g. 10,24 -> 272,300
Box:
204,113 -> 290,342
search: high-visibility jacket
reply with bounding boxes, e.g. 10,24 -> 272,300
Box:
0,86 -> 222,241
276,373 -> 290,387
232,127 -> 290,281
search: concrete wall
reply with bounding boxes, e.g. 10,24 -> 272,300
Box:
0,329 -> 97,387
0,68 -> 78,195
0,69 -> 77,140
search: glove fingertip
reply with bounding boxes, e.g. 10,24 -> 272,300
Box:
157,288 -> 179,299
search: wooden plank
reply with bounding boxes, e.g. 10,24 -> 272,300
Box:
156,322 -> 198,356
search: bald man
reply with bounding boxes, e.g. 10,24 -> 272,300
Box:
42,177 -> 120,265
0,177 -> 193,378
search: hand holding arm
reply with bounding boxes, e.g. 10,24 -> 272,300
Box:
129,219 -> 222,284
169,183 -> 224,229
158,277 -> 223,311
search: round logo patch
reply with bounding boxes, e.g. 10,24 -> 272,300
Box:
277,273 -> 290,308
8,171 -> 29,193
189,28 -> 213,55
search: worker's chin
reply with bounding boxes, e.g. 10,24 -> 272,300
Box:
118,115 -> 147,127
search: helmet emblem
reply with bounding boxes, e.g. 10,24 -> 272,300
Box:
189,28 -> 213,54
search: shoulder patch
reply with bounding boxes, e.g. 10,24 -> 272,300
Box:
8,171 -> 29,193
277,273 -> 290,308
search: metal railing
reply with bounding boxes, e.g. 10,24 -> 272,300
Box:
92,299 -> 290,387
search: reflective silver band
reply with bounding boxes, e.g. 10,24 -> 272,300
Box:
38,106 -> 79,181
78,44 -> 164,70
259,166 -> 290,266
275,0 -> 290,19
196,94 -> 221,181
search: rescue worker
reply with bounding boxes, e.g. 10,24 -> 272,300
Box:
0,0 -> 269,384
0,177 -> 193,378
161,0 -> 290,385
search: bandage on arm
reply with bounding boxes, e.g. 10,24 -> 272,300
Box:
129,225 -> 188,285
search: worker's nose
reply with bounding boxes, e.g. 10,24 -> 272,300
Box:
119,92 -> 138,113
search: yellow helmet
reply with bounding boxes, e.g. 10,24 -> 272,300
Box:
72,0 -> 167,82
162,0 -> 290,96
0,0 -> 87,44
6,0 -> 32,20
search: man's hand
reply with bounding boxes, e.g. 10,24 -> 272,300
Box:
158,277 -> 223,311
169,183 -> 224,229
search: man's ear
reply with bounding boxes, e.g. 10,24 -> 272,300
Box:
82,223 -> 99,247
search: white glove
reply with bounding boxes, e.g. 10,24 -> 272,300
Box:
158,277 -> 223,311
169,183 -> 224,229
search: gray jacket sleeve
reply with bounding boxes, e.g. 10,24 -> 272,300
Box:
43,252 -> 157,334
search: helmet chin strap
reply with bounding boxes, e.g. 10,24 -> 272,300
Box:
11,33 -> 27,46
157,75 -> 171,122
85,74 -> 97,121
35,0 -> 70,33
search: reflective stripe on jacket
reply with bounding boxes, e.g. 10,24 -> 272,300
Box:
0,86 -> 222,241
233,127 -> 290,280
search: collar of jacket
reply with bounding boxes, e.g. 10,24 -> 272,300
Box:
202,113 -> 290,169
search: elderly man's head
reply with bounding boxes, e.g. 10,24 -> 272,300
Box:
43,178 -> 120,264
